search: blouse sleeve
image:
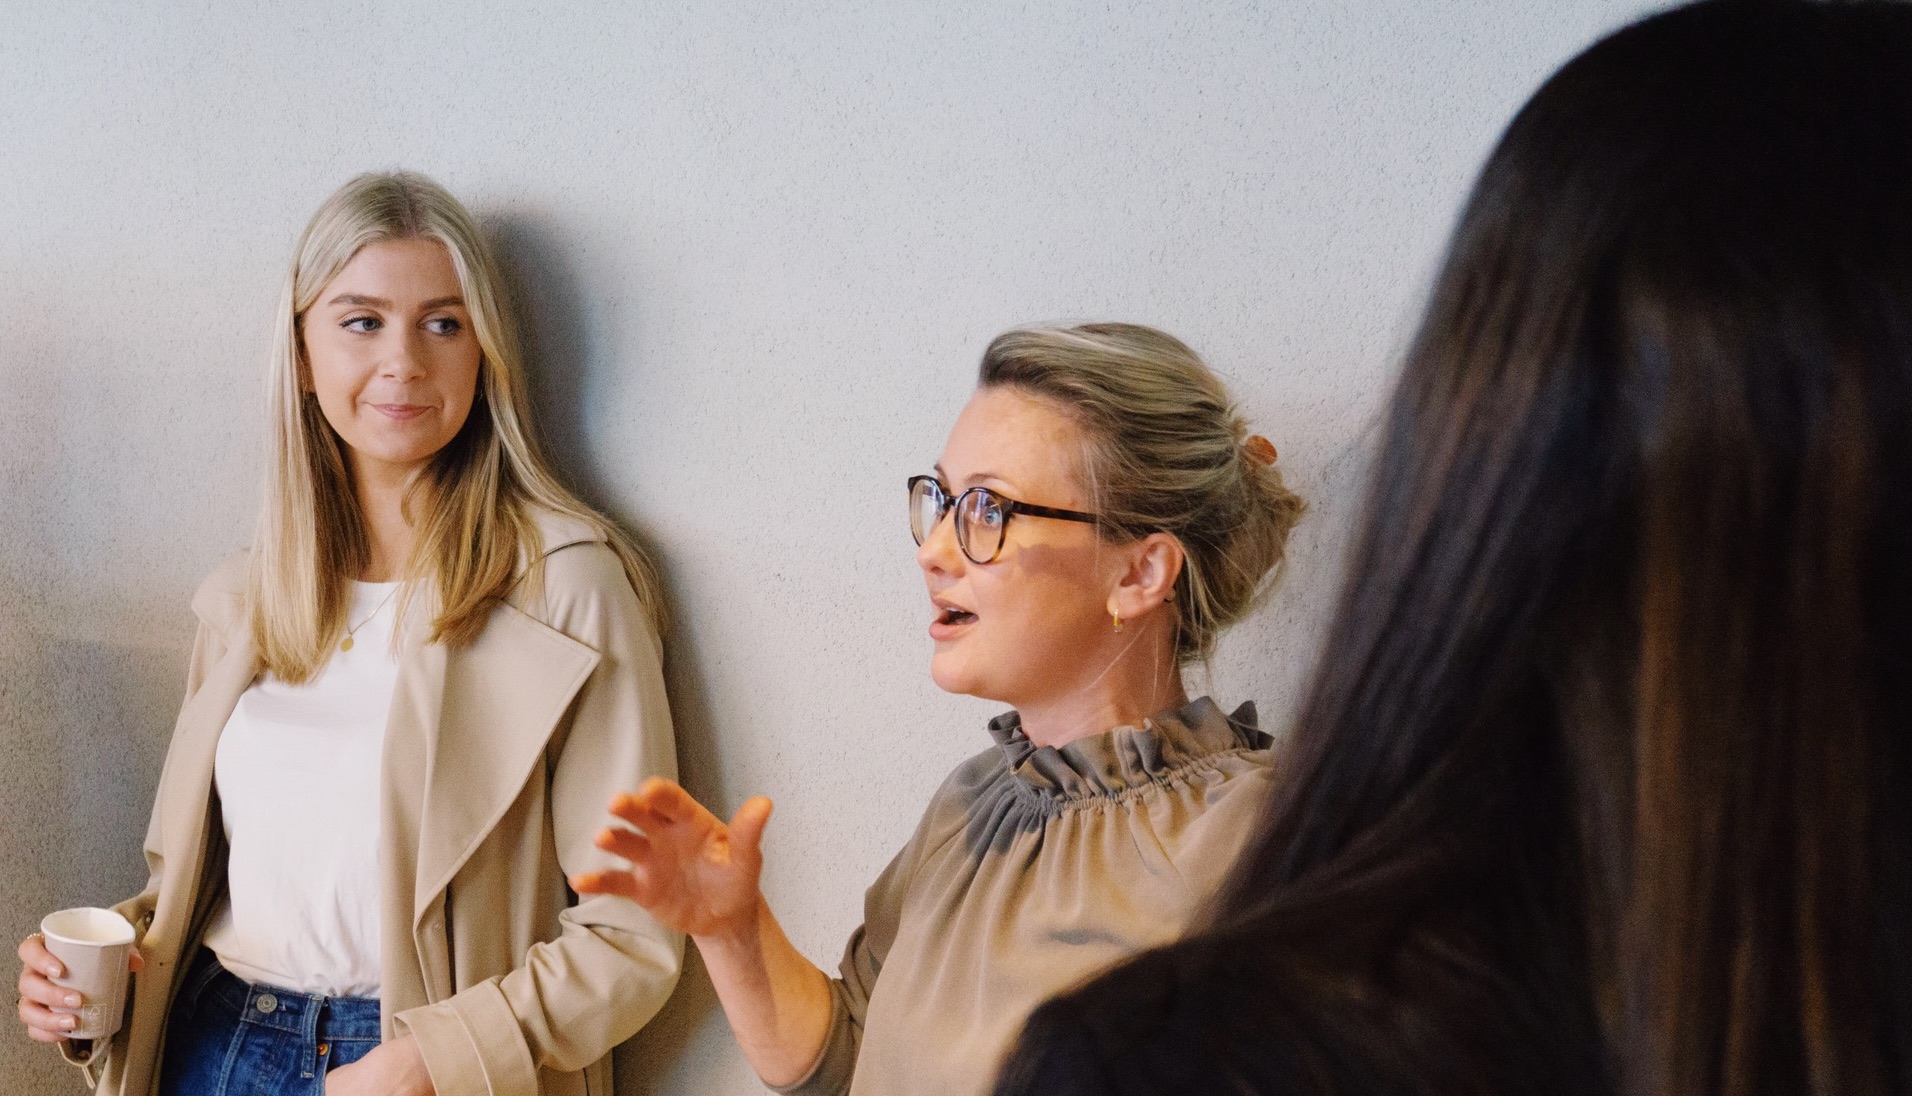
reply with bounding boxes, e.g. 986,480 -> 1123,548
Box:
770,798 -> 935,1096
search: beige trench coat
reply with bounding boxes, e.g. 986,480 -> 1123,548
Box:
65,514 -> 683,1095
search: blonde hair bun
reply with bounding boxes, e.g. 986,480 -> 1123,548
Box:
978,323 -> 1305,661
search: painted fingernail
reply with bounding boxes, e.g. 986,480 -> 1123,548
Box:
61,1016 -> 75,1029
65,994 -> 81,1008
45,964 -> 61,978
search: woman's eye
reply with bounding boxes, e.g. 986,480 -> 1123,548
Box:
341,316 -> 381,333
425,316 -> 463,335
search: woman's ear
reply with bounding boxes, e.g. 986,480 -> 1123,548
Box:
1108,532 -> 1185,621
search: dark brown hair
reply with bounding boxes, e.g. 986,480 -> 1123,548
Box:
997,3 -> 1912,1093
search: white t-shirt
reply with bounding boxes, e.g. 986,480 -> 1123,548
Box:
202,580 -> 399,997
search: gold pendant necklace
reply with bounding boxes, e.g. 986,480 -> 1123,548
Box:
341,584 -> 400,653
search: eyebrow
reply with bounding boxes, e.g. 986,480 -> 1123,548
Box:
326,293 -> 466,310
932,463 -> 1015,491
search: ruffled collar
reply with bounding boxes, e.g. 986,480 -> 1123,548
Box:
988,696 -> 1269,802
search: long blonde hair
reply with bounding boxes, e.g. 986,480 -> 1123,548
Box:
250,171 -> 665,682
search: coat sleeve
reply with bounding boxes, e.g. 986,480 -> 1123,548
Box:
61,585 -> 234,1080
395,542 -> 685,1095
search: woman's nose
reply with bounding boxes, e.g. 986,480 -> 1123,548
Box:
916,507 -> 964,575
380,328 -> 428,380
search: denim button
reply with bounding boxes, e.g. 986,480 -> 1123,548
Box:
256,993 -> 278,1014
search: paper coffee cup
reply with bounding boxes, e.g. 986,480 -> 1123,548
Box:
40,907 -> 135,1042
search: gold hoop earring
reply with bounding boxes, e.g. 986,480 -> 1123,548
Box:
1112,613 -> 1123,633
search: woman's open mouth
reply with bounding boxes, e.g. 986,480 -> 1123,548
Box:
930,602 -> 977,639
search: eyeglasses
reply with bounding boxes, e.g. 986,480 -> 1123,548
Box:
908,475 -> 1099,564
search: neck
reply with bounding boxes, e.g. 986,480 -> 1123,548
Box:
352,458 -> 421,583
1015,631 -> 1188,750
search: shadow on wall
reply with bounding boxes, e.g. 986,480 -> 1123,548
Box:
488,213 -> 615,506
488,215 -> 731,1091
0,633 -> 183,1090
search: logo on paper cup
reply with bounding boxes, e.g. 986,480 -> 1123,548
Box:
68,1003 -> 109,1030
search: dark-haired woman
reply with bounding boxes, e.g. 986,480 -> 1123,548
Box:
996,2 -> 1912,1095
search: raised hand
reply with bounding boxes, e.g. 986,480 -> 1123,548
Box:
572,777 -> 775,940
574,778 -> 834,1083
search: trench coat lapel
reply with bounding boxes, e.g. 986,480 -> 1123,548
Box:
398,602 -> 601,927
154,633 -> 260,937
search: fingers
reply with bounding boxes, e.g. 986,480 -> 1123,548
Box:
727,796 -> 775,861
607,778 -> 718,831
604,790 -> 668,831
593,825 -> 655,865
599,785 -> 772,859
18,992 -> 77,1042
570,869 -> 643,901
573,847 -> 682,908
129,947 -> 144,974
17,949 -> 81,1042
18,935 -> 77,1022
17,934 -> 59,979
19,965 -> 79,1007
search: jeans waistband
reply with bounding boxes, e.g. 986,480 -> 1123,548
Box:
186,951 -> 381,1041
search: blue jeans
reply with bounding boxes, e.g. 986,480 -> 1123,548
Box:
157,950 -> 381,1096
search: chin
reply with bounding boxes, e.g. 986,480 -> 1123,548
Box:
349,438 -> 450,472
930,655 -> 1026,710
928,653 -> 991,700
927,658 -> 969,697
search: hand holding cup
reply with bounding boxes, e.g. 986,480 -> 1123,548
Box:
16,910 -> 144,1046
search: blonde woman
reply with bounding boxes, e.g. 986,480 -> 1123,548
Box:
575,324 -> 1305,1096
14,172 -> 681,1096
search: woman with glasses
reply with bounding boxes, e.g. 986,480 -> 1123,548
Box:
573,323 -> 1304,1096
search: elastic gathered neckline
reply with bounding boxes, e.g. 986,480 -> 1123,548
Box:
987,697 -> 1269,806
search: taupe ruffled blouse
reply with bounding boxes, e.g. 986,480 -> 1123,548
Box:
775,696 -> 1277,1096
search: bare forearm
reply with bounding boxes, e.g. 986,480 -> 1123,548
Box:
694,898 -> 835,1087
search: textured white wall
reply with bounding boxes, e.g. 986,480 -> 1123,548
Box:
1,1 -> 1664,1091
